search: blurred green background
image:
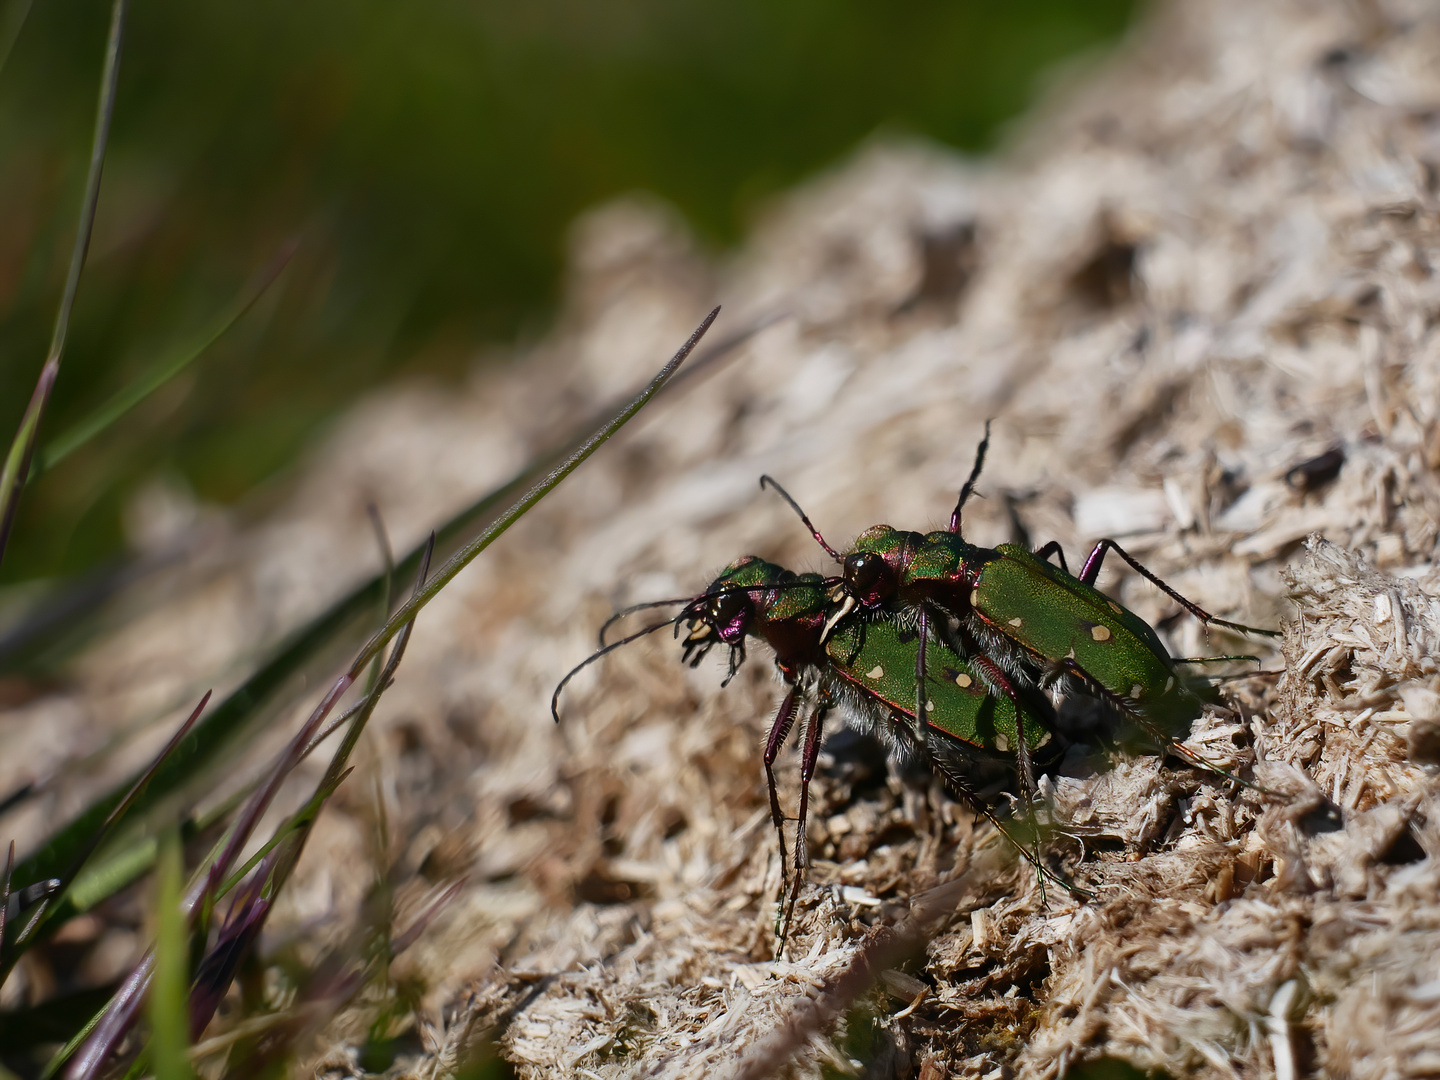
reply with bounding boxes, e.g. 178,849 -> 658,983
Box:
0,0 -> 1139,585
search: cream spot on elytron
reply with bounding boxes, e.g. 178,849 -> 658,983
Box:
926,699 -> 935,712
866,665 -> 884,680
954,673 -> 972,688
1035,731 -> 1052,747
1008,617 -> 1024,628
969,588 -> 980,607
1108,601 -> 1123,615
994,734 -> 1010,752
1091,625 -> 1112,642
1165,676 -> 1175,692
1130,684 -> 1144,699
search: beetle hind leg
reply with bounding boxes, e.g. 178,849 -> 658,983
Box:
1053,655 -> 1267,793
928,751 -> 1092,903
763,688 -> 802,895
778,696 -> 829,952
1078,539 -> 1278,638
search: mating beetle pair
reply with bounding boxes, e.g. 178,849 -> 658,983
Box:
763,424 -> 1274,783
553,424 -> 1275,939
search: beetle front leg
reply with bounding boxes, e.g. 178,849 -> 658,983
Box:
970,654 -> 1037,804
928,751 -> 1093,904
779,696 -> 829,951
763,687 -> 801,892
1079,539 -> 1278,637
914,607 -> 931,749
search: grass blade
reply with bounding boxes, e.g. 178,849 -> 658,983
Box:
188,539 -> 432,1045
0,363 -> 60,571
0,841 -> 12,957
60,952 -> 150,1080
59,536 -> 436,1078
148,832 -> 192,1080
0,0 -> 128,568
0,692 -> 209,971
347,306 -> 718,676
32,242 -> 297,478
11,309 -> 719,903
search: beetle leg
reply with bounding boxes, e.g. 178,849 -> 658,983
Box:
969,654 -> 1038,804
763,687 -> 802,894
779,695 -> 829,950
1051,654 -> 1268,792
1032,539 -> 1070,573
928,751 -> 1093,903
1078,539 -> 1278,637
949,419 -> 993,533
915,606 -> 931,749
721,640 -> 747,686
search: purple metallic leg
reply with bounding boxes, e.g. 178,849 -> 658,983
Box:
914,607 -> 931,747
763,687 -> 801,887
971,653 -> 1037,801
779,697 -> 829,947
1032,540 -> 1070,573
1078,539 -> 1277,637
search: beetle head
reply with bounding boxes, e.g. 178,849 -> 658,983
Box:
680,555 -> 785,667
842,526 -> 903,606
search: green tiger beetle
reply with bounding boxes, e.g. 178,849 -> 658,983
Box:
552,555 -> 1081,944
760,422 -> 1279,774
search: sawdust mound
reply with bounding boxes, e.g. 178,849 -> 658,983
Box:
6,0 -> 1440,1076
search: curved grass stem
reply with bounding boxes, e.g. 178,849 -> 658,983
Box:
0,0 -> 127,568
346,306 -> 718,679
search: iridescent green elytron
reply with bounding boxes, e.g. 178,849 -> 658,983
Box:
843,524 -> 1209,736
822,613 -> 1055,762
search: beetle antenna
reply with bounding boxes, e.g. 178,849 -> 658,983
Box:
552,616 -> 684,723
950,419 -> 992,533
600,577 -> 837,646
598,598 -> 697,646
759,475 -> 842,561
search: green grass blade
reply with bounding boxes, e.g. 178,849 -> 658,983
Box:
24,312 -> 717,1079
216,768 -> 349,901
9,592 -> 364,918
0,0 -> 127,568
363,502 -> 395,695
0,841 -> 12,957
0,362 -> 59,572
0,987 -> 116,1058
47,0 -> 126,367
0,693 -> 208,973
0,306 -> 764,675
148,832 -> 193,1080
347,306 -> 718,676
9,310 -> 717,923
32,243 -> 296,478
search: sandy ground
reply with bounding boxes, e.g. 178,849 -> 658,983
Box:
6,0 -> 1440,1076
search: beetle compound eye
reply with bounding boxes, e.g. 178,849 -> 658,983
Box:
844,552 -> 892,601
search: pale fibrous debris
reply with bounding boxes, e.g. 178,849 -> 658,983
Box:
5,0 -> 1440,1076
